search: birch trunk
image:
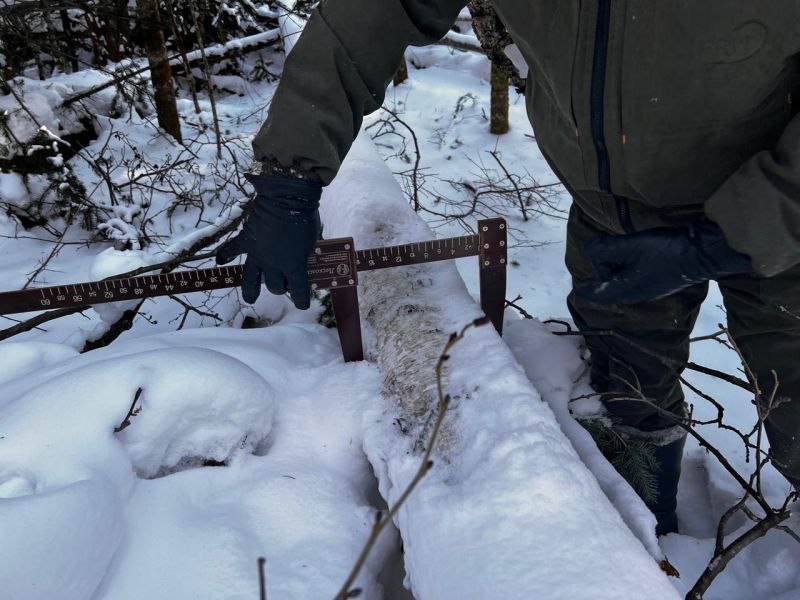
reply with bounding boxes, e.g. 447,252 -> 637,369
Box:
319,132 -> 681,599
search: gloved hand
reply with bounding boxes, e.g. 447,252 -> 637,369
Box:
575,220 -> 751,304
216,173 -> 322,309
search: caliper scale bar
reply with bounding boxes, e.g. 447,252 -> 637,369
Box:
0,218 -> 507,361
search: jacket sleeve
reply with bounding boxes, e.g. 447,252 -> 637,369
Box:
252,0 -> 467,185
705,113 -> 800,277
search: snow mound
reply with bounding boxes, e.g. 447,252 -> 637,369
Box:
0,344 -> 274,599
0,73 -> 117,145
0,341 -> 78,386
0,324 -> 393,599
0,476 -> 123,600
1,347 -> 273,481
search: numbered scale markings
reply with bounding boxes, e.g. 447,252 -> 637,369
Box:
1,219 -> 507,362
355,234 -> 480,272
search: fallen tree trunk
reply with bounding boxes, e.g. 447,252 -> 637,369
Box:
320,133 -> 681,599
61,29 -> 281,107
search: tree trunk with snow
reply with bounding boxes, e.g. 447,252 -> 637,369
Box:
107,0 -> 130,61
490,61 -> 509,134
467,0 -> 525,91
135,0 -> 183,144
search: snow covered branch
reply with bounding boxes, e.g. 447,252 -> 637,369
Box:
60,29 -> 282,107
438,30 -> 483,53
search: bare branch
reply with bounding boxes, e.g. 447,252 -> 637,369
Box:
686,510 -> 792,600
258,557 -> 267,600
542,319 -> 753,392
114,387 -> 143,433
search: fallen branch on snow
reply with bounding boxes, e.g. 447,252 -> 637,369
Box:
566,326 -> 800,599
61,29 -> 282,107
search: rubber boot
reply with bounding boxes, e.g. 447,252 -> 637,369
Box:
583,419 -> 687,537
645,434 -> 686,537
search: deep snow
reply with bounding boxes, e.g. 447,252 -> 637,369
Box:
1,326 -> 394,600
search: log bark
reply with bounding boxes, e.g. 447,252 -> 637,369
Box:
135,0 -> 182,143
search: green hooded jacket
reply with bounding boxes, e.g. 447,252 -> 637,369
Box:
253,1 -> 800,277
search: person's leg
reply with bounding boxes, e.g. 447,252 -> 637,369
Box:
565,205 -> 708,534
719,265 -> 800,491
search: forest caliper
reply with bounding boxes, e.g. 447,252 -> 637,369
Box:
0,218 -> 507,361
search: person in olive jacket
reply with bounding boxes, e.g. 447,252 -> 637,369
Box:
216,1 -> 800,536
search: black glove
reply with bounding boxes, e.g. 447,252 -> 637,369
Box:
216,173 -> 321,309
575,220 -> 752,305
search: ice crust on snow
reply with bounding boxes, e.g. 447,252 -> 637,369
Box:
321,133 -> 681,599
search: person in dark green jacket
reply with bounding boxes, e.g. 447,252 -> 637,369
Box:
217,1 -> 800,536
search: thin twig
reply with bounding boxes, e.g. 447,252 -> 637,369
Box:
23,239 -> 65,289
505,295 -> 535,320
715,494 -> 749,556
187,0 -> 223,159
258,557 -> 267,600
114,387 -> 143,433
602,394 -> 771,514
169,294 -> 222,330
489,150 -> 527,221
382,108 -> 421,212
542,319 -> 753,392
163,0 -> 201,114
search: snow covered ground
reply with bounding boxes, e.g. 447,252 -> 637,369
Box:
1,19 -> 799,600
1,325 -> 395,599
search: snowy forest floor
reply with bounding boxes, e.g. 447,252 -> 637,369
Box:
1,27 -> 799,600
